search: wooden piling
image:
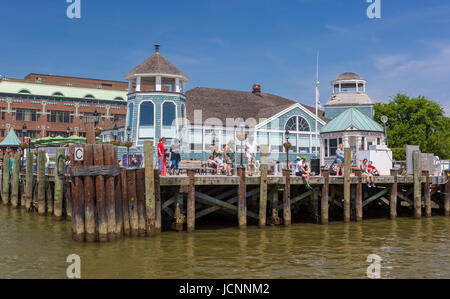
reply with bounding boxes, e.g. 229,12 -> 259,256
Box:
83,144 -> 96,242
321,169 -> 329,225
103,144 -> 117,240
113,147 -> 122,236
85,122 -> 96,145
282,169 -> 291,227
136,169 -> 147,237
344,147 -> 351,223
1,154 -> 10,205
268,187 -> 280,225
413,150 -> 422,219
65,183 -> 72,220
10,153 -> 20,208
25,152 -> 34,210
127,169 -> 139,237
423,170 -> 431,218
38,151 -> 46,215
390,169 -> 398,220
445,170 -> 450,217
258,145 -> 269,228
187,169 -> 195,233
120,168 -> 130,236
238,167 -> 247,229
46,182 -> 53,215
54,148 -> 65,220
69,145 -> 85,241
144,141 -> 156,236
174,188 -> 183,231
355,169 -> 363,222
154,169 -> 162,234
93,144 -> 107,242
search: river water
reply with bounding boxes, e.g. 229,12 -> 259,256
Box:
0,206 -> 448,279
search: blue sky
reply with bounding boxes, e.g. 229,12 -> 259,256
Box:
1,0 -> 450,115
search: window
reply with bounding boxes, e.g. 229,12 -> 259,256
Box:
1,111 -> 5,120
190,129 -> 203,151
15,109 -> 37,122
1,130 -> 4,137
114,97 -> 125,101
270,132 -> 283,152
285,116 -> 310,132
127,103 -> 134,128
47,110 -> 72,123
113,114 -> 125,121
298,135 -> 310,154
139,101 -> 155,139
161,101 -> 177,138
84,94 -> 95,99
53,92 -> 64,96
19,89 -> 31,94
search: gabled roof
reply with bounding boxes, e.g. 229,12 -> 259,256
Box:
126,52 -> 188,80
0,129 -> 21,147
320,108 -> 383,133
186,87 -> 329,125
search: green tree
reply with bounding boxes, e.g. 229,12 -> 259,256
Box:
374,93 -> 450,159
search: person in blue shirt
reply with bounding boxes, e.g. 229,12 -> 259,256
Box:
335,144 -> 344,176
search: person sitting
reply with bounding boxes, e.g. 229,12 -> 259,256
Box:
214,153 -> 225,174
361,159 -> 376,188
295,156 -> 312,190
367,161 -> 379,176
207,154 -> 219,174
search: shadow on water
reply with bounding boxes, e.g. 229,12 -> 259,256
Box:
0,206 -> 449,278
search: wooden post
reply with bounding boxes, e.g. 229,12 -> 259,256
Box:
283,169 -> 291,227
321,169 -> 329,225
83,144 -> 96,242
103,144 -> 117,240
268,187 -> 280,225
1,153 -> 10,205
355,169 -> 363,222
127,169 -> 139,237
144,141 -> 156,236
120,168 -> 130,236
46,182 -> 54,215
25,152 -> 34,210
69,145 -> 85,241
237,167 -> 247,229
423,170 -> 431,218
445,170 -> 450,217
344,147 -> 351,223
174,188 -> 184,231
113,147 -> 122,236
187,169 -> 195,233
259,145 -> 269,228
38,151 -> 46,215
54,148 -> 65,220
85,122 -> 96,145
154,169 -> 162,234
413,150 -> 422,219
11,153 -> 20,208
390,169 -> 398,220
136,169 -> 147,237
94,144 -> 107,242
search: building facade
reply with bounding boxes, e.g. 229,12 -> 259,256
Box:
0,73 -> 128,142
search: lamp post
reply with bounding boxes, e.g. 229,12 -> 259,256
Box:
211,130 -> 217,155
237,118 -> 246,168
126,126 -> 131,167
66,127 -> 70,138
93,109 -> 100,127
113,124 -> 118,141
381,115 -> 388,147
284,129 -> 291,169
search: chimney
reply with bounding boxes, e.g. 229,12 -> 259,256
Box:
252,84 -> 262,96
155,43 -> 160,53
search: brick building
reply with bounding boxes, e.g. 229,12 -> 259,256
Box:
0,73 -> 128,142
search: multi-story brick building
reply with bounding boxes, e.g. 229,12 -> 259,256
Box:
0,73 -> 128,142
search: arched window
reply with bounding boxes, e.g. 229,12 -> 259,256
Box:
161,101 -> 177,138
19,89 -> 31,94
85,94 -> 95,99
285,116 -> 310,132
139,101 -> 154,139
114,97 -> 125,101
53,92 -> 64,96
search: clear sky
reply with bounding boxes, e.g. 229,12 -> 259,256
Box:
1,0 -> 449,115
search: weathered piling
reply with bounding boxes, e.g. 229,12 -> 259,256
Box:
103,144 -> 117,240
94,144 -> 107,242
144,141 -> 156,236
187,169 -> 195,233
127,169 -> 139,237
282,169 -> 291,227
413,151 -> 422,219
238,167 -> 247,229
344,148 -> 351,222
445,170 -> 450,217
38,151 -> 47,215
2,154 -> 11,205
355,169 -> 363,222
83,144 -> 96,242
154,169 -> 162,234
10,153 -> 20,207
321,169 -> 329,224
46,182 -> 53,214
258,146 -> 269,228
423,170 -> 431,218
136,169 -> 147,237
24,152 -> 34,210
174,187 -> 183,231
390,169 -> 398,220
114,148 -> 122,237
69,145 -> 85,241
65,180 -> 72,220
268,187 -> 280,225
120,168 -> 130,236
54,148 -> 65,219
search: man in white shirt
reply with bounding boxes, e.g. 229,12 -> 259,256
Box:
244,136 -> 259,176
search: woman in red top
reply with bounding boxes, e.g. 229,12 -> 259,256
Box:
157,137 -> 167,176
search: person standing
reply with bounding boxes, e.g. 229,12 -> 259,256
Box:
335,144 -> 345,176
244,136 -> 259,176
157,137 -> 167,176
224,140 -> 235,176
169,139 -> 181,175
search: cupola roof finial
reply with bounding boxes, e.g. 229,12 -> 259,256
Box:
154,43 -> 160,53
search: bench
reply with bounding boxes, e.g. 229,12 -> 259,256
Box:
178,160 -> 204,174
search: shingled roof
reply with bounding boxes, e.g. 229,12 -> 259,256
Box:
186,87 -> 329,125
126,52 -> 188,79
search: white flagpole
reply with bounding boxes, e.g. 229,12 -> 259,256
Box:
315,51 -> 320,158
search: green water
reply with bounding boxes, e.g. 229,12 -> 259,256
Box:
0,206 -> 449,279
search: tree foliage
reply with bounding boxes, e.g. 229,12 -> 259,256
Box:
374,94 -> 450,159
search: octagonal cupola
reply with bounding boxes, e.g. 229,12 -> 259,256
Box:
125,44 -> 189,94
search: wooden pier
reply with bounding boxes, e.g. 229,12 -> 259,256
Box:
0,141 -> 449,243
